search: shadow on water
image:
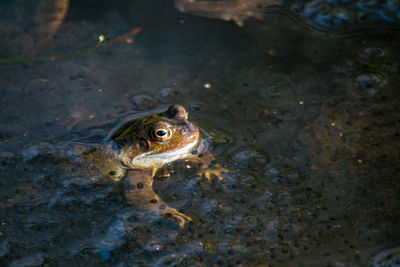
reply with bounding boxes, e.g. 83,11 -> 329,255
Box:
0,0 -> 400,266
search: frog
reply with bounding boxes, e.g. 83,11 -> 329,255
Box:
79,104 -> 228,227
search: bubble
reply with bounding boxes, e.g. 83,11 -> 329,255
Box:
363,47 -> 385,58
144,241 -> 165,252
356,72 -> 387,92
265,165 -> 304,185
336,59 -> 359,73
359,46 -> 386,61
190,103 -> 201,111
158,87 -> 179,102
232,149 -> 269,170
130,94 -> 155,110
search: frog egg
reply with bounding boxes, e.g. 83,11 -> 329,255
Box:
232,149 -> 269,170
144,240 -> 165,252
303,0 -> 325,18
264,165 -> 304,186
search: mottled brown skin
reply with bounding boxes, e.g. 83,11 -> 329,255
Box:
82,105 -> 227,227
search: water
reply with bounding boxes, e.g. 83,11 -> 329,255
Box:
1,0 -> 400,266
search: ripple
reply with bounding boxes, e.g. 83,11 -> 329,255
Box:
370,247 -> 400,266
359,46 -> 386,61
190,103 -> 202,111
328,10 -> 352,26
265,165 -> 304,186
356,72 -> 387,93
21,143 -> 55,161
336,59 -> 359,73
157,87 -> 179,103
232,149 -> 269,170
114,104 -> 128,114
315,10 -> 335,28
129,94 -> 155,110
266,85 -> 281,98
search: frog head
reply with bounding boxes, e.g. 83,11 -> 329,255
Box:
109,105 -> 200,169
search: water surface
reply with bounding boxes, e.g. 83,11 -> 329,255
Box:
1,0 -> 400,266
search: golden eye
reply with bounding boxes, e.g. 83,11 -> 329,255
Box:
151,123 -> 172,142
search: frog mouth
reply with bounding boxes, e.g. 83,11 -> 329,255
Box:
130,138 -> 199,168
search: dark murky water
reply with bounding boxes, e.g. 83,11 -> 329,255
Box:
1,0 -> 400,266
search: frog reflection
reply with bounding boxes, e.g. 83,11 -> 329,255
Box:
82,105 -> 228,227
174,0 -> 282,26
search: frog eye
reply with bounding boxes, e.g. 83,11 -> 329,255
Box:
151,123 -> 173,142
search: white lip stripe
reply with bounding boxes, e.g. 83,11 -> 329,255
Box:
129,139 -> 199,168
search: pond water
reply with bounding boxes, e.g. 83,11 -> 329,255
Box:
1,0 -> 400,266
